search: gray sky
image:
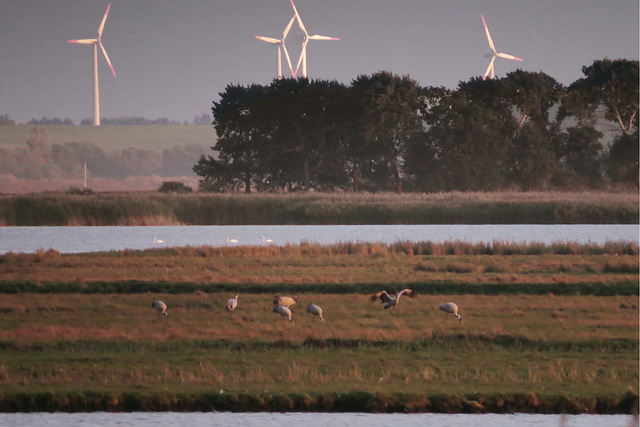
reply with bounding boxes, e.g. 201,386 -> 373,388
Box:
0,0 -> 637,125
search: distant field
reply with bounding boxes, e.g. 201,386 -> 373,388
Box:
0,124 -> 215,152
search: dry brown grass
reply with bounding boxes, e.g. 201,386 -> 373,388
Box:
0,246 -> 637,285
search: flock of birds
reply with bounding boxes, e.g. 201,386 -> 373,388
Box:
152,289 -> 461,323
153,236 -> 272,245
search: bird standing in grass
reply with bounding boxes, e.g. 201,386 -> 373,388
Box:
273,295 -> 297,308
370,289 -> 415,313
273,305 -> 294,323
226,295 -> 238,311
439,302 -> 462,321
306,303 -> 324,322
152,300 -> 168,316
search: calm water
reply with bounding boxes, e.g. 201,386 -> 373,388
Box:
0,224 -> 637,254
0,412 -> 635,427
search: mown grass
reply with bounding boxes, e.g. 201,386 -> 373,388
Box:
0,191 -> 637,225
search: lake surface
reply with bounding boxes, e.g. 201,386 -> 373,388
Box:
0,224 -> 637,254
0,412 -> 636,427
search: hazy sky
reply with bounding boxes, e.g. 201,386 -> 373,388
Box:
0,0 -> 637,124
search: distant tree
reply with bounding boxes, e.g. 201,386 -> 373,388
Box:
608,131 -> 639,186
158,181 -> 193,193
564,59 -> 639,135
348,71 -> 424,192
0,114 -> 15,125
27,117 -> 74,125
193,112 -> 212,125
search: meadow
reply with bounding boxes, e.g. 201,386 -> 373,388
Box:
0,241 -> 637,413
1,124 -> 213,152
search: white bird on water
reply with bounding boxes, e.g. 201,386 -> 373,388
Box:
152,300 -> 168,316
370,289 -> 416,313
226,235 -> 238,243
226,295 -> 238,311
273,295 -> 298,308
306,303 -> 324,322
153,236 -> 164,243
261,236 -> 273,243
273,305 -> 294,323
439,302 -> 462,321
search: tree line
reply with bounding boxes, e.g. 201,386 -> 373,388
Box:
195,59 -> 638,193
0,114 -> 212,126
0,128 -> 207,180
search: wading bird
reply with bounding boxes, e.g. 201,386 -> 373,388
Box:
306,303 -> 324,322
273,295 -> 298,308
273,305 -> 294,323
439,302 -> 462,321
226,295 -> 238,311
370,289 -> 415,313
152,300 -> 168,316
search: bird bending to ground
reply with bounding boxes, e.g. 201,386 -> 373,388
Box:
370,289 -> 415,313
306,303 -> 324,322
152,300 -> 168,316
261,236 -> 273,243
439,302 -> 462,321
273,295 -> 298,308
226,294 -> 238,311
153,236 -> 164,243
226,235 -> 238,243
273,305 -> 294,323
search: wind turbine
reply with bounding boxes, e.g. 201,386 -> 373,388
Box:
256,14 -> 297,79
289,0 -> 339,79
68,3 -> 116,126
481,14 -> 522,80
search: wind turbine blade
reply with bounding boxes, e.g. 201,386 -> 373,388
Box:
294,39 -> 308,77
69,39 -> 98,44
483,56 -> 496,80
256,36 -> 281,44
282,14 -> 296,39
309,35 -> 340,41
497,52 -> 523,61
281,42 -> 296,77
481,15 -> 496,52
290,0 -> 308,36
99,41 -> 116,77
98,3 -> 111,38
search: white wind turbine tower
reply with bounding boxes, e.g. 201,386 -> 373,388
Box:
481,14 -> 522,80
289,0 -> 339,79
256,14 -> 297,79
68,3 -> 116,126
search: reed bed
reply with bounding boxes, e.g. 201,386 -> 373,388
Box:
0,241 -> 636,292
0,191 -> 637,225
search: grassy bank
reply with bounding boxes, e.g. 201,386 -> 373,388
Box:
0,292 -> 637,412
0,191 -> 637,225
0,242 -> 637,413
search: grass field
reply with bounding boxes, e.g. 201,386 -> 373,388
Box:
1,124 -> 214,152
0,242 -> 637,412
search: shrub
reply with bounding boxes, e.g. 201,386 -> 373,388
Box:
158,181 -> 193,194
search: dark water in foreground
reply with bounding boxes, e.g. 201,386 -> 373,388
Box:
0,412 -> 636,427
0,224 -> 637,254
